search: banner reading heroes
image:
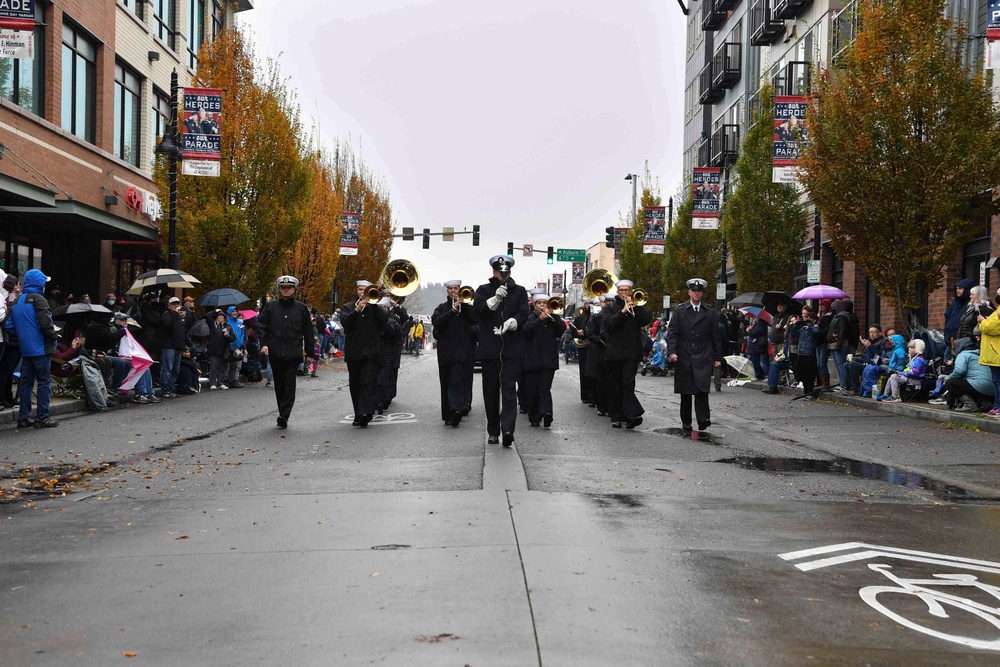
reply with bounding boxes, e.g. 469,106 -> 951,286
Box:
571,262 -> 584,285
552,273 -> 564,294
692,167 -> 721,222
773,95 -> 809,183
181,88 -> 222,159
339,212 -> 360,256
642,206 -> 666,254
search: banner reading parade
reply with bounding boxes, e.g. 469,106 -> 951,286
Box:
339,212 -> 360,255
642,206 -> 666,254
552,273 -> 564,294
571,262 -> 584,285
0,0 -> 35,59
181,87 -> 223,177
692,167 -> 721,229
773,95 -> 809,184
990,0 -> 1000,40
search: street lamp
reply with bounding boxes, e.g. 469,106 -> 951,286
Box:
624,173 -> 637,226
155,69 -> 182,270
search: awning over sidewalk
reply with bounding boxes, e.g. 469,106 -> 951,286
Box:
0,200 -> 158,241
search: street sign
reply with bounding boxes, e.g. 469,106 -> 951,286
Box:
807,260 -> 820,283
523,244 -> 534,256
556,248 -> 585,263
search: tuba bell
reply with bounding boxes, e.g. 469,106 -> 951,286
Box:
631,288 -> 647,307
380,259 -> 420,298
458,285 -> 476,304
582,268 -> 618,300
547,296 -> 564,315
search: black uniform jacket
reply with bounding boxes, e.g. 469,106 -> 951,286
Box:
602,296 -> 652,362
585,309 -> 606,375
473,277 -> 529,361
380,313 -> 403,366
666,301 -> 722,394
258,297 -> 315,362
523,312 -> 563,370
432,299 -> 478,364
339,300 -> 388,361
572,310 -> 590,340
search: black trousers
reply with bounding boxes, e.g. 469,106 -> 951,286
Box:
594,361 -> 610,412
945,377 -> 992,409
481,358 -> 521,437
578,347 -> 592,403
0,344 -> 21,404
347,358 -> 380,418
606,359 -> 642,421
679,392 -> 710,428
439,361 -> 473,420
269,359 -> 299,420
523,368 -> 555,422
796,354 -> 819,395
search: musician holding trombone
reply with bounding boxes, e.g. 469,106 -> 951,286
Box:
523,293 -> 564,427
431,280 -> 478,427
339,279 -> 388,427
603,279 -> 651,429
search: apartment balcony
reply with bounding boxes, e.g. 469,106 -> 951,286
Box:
711,124 -> 740,167
746,89 -> 761,123
773,0 -> 811,20
831,0 -> 860,65
698,138 -> 713,168
712,42 -> 742,89
750,0 -> 785,45
699,62 -> 725,105
715,0 -> 740,11
784,61 -> 811,96
702,0 -> 727,31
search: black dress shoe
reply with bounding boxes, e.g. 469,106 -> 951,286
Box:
276,416 -> 287,429
611,421 -> 623,428
596,410 -> 607,417
588,403 -> 597,408
762,387 -> 778,394
359,414 -> 371,427
519,407 -> 528,415
698,420 -> 711,430
377,407 -> 384,415
488,435 -> 500,445
681,424 -> 693,434
625,416 -> 643,429
461,408 -> 470,416
450,410 -> 462,427
502,432 -> 514,447
529,421 -> 539,427
352,417 -> 360,426
543,413 -> 552,427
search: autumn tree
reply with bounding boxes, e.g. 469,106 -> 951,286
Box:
722,83 -> 807,292
162,30 -> 312,299
618,164 -> 666,316
662,194 -> 723,306
800,0 -> 1000,326
285,149 -> 343,308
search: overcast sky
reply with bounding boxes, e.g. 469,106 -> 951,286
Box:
240,0 -> 687,289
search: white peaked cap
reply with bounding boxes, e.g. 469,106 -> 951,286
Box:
444,280 -> 461,287
532,294 -> 550,302
356,280 -> 373,287
615,280 -> 634,288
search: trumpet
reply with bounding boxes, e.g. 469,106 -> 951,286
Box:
458,285 -> 475,304
583,268 -> 618,300
547,296 -> 564,315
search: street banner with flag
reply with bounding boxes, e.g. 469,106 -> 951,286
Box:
990,0 -> 1000,40
181,87 -> 222,177
118,329 -> 153,391
773,95 -> 809,183
339,212 -> 360,255
0,0 -> 35,30
692,167 -> 721,229
643,206 -> 666,254
536,282 -> 548,293
572,262 -> 584,285
552,273 -> 564,293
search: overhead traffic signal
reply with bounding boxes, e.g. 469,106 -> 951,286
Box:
507,241 -> 514,256
472,224 -> 480,246
402,227 -> 414,241
546,246 -> 554,265
422,228 -> 430,250
605,226 -> 615,248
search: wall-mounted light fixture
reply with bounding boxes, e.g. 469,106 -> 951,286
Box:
104,194 -> 118,206
148,51 -> 160,62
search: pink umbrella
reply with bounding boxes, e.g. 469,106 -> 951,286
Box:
118,329 -> 153,391
792,284 -> 849,300
738,306 -> 772,324
239,309 -> 258,320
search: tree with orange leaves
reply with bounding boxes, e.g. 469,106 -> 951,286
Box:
286,151 -> 343,308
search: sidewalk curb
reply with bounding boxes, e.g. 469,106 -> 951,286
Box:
2,398 -> 88,423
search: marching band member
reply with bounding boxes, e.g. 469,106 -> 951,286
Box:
572,301 -> 592,404
666,278 -> 723,433
375,296 -> 403,415
474,255 -> 529,447
339,280 -> 388,427
585,296 -> 610,415
432,280 -> 478,427
523,293 -> 563,427
603,279 -> 651,429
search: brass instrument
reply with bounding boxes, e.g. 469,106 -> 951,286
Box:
582,268 -> 618,300
380,259 -> 420,297
631,288 -> 647,308
459,285 -> 476,304
547,296 -> 564,315
364,284 -> 382,304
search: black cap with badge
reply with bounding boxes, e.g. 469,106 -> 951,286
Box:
489,254 -> 515,274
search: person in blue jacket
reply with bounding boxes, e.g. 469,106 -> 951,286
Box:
225,306 -> 246,388
6,269 -> 59,428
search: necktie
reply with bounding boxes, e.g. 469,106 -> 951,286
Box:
694,306 -> 699,313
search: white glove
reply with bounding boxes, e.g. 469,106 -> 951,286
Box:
493,326 -> 503,336
501,317 -> 518,334
486,295 -> 502,310
495,285 -> 508,300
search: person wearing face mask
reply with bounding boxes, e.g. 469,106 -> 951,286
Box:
976,289 -> 1000,416
105,293 -> 117,309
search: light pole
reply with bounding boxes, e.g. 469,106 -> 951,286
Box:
624,173 -> 637,226
155,69 -> 182,270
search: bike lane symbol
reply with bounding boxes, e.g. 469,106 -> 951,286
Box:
780,542 -> 1000,651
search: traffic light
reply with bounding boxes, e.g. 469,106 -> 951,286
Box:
605,226 -> 615,248
402,227 -> 414,241
507,241 -> 514,256
422,228 -> 430,250
546,246 -> 554,265
472,224 -> 480,246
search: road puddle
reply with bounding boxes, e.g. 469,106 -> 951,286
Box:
715,456 -> 978,502
653,427 -> 723,444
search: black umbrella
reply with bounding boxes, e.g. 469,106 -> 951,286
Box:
52,303 -> 114,320
188,319 -> 210,338
729,292 -> 766,309
197,288 -> 250,307
761,291 -> 800,315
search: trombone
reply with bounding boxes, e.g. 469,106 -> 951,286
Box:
547,296 -> 564,315
381,259 -> 420,297
631,288 -> 647,308
582,268 -> 618,300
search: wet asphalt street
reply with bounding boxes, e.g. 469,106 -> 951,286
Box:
2,351 -> 1000,666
